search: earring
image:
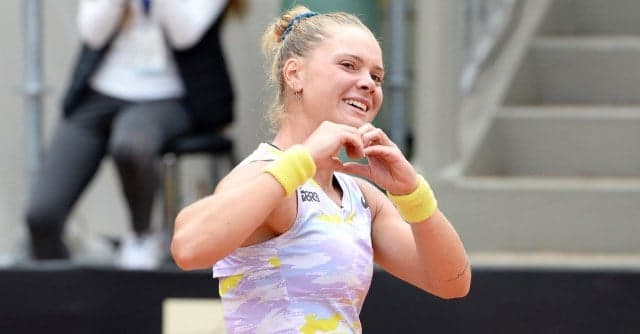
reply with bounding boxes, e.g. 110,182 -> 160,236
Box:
294,88 -> 302,102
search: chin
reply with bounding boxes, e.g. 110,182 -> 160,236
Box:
339,114 -> 370,127
340,118 -> 367,128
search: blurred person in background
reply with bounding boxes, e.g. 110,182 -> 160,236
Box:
171,5 -> 470,332
24,0 -> 244,269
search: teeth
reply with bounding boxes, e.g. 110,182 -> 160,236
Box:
345,99 -> 368,112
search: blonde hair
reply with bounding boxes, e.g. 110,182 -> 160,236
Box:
261,6 -> 371,129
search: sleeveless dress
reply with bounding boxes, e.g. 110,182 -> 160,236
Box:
213,143 -> 374,333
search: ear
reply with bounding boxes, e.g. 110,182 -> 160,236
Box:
282,57 -> 304,92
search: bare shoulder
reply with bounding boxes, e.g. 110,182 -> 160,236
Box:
215,158 -> 298,241
214,160 -> 271,194
352,177 -> 387,220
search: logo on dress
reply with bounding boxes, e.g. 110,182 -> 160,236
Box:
301,190 -> 320,202
360,196 -> 369,208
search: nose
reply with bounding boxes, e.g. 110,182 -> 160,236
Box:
358,74 -> 375,93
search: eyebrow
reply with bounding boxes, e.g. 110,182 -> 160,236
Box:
337,53 -> 385,73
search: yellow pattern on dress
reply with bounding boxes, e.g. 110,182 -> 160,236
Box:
219,273 -> 243,295
317,211 -> 355,224
268,256 -> 281,267
299,314 -> 343,334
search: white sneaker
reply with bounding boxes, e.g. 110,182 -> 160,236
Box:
65,221 -> 116,265
117,232 -> 165,270
0,229 -> 33,267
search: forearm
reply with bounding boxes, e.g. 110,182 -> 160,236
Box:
77,0 -> 125,48
171,173 -> 286,270
412,210 -> 471,298
154,0 -> 227,49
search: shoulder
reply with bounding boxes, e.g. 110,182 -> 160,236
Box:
351,176 -> 387,221
214,143 -> 279,193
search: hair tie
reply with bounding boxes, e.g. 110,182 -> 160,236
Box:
281,11 -> 319,42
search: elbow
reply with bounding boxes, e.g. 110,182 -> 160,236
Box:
437,279 -> 471,300
171,233 -> 216,271
433,273 -> 472,300
170,210 -> 206,271
170,234 -> 200,271
423,269 -> 471,300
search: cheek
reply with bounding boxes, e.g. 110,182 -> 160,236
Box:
374,89 -> 383,109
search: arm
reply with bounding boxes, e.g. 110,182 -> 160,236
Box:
344,124 -> 471,299
171,161 -> 291,270
172,122 -> 367,271
154,0 -> 228,50
361,180 -> 470,299
77,0 -> 126,49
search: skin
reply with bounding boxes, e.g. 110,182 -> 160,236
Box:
171,24 -> 470,299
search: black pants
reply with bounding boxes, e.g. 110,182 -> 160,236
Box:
25,91 -> 193,259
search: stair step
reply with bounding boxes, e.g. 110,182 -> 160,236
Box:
464,106 -> 640,177
505,36 -> 640,104
470,251 -> 640,271
540,0 -> 640,35
435,176 -> 640,253
448,1 -> 640,256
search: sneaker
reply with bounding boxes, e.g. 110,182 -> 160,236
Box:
0,229 -> 33,267
117,232 -> 165,270
65,221 -> 116,266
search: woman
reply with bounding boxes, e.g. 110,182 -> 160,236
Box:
25,0 -> 241,269
171,5 -> 470,332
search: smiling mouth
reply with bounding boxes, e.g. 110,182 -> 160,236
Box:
344,99 -> 369,112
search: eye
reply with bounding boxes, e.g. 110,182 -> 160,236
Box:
341,61 -> 356,71
371,74 -> 383,85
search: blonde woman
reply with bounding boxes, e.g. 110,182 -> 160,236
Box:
172,6 -> 470,333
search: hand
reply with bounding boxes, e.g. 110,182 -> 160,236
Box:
303,121 -> 365,172
341,124 -> 418,194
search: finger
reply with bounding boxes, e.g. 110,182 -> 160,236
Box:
361,127 -> 393,148
363,145 -> 401,160
345,144 -> 364,160
357,123 -> 376,136
340,131 -> 365,159
357,124 -> 378,147
328,156 -> 344,170
341,161 -> 372,179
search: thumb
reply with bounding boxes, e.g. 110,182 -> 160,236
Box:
341,162 -> 371,179
327,156 -> 344,171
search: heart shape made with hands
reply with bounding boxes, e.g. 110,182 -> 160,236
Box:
344,141 -> 366,161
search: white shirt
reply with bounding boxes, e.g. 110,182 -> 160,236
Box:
77,0 -> 227,101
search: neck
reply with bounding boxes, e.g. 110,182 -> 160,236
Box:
272,116 -> 337,190
271,111 -> 318,150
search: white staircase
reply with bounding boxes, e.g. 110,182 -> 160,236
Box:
441,0 -> 640,255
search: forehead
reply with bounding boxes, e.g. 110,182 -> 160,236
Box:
311,25 -> 383,66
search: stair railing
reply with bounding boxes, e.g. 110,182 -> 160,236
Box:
459,0 -> 519,94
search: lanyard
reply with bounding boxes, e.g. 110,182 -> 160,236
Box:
141,0 -> 152,16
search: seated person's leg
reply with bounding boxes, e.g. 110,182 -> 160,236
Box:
25,96 -> 117,260
109,99 -> 192,268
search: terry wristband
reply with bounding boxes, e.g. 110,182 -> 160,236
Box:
263,145 -> 316,197
387,175 -> 438,223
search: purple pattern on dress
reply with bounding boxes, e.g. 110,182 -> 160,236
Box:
213,144 -> 373,333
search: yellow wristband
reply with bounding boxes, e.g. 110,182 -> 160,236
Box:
263,145 -> 316,197
387,175 -> 437,223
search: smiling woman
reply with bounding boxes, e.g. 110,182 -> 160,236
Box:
170,5 -> 471,333
292,25 -> 384,129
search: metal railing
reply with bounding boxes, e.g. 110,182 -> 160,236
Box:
459,0 -> 519,93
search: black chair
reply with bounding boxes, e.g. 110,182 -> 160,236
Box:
160,131 -> 236,229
